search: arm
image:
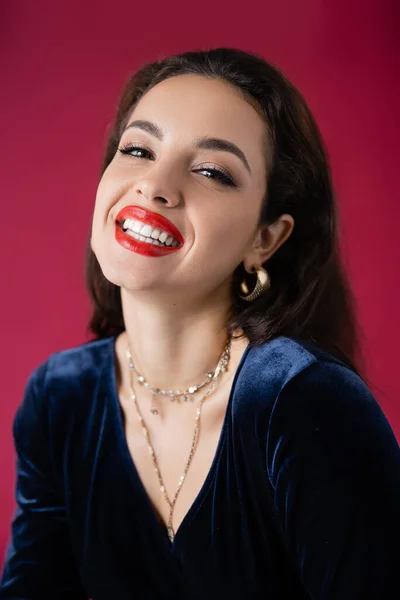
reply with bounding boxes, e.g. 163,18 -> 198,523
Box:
0,362 -> 88,599
266,360 -> 400,599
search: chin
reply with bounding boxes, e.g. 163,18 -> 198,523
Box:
92,231 -> 168,292
99,258 -> 161,294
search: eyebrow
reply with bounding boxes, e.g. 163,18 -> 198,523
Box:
123,119 -> 252,174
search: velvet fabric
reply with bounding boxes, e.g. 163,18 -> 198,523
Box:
0,333 -> 399,599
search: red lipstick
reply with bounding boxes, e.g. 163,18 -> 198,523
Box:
116,205 -> 184,244
115,205 -> 184,258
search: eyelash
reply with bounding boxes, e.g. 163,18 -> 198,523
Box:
117,143 -> 237,188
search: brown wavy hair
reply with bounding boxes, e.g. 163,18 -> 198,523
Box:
84,47 -> 368,380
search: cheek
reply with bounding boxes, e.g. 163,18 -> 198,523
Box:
96,169 -> 116,207
199,212 -> 255,260
92,168 -> 122,223
90,192 -> 105,239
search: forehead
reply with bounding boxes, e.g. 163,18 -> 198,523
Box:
127,74 -> 268,175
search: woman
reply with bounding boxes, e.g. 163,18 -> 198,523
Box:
1,47 -> 399,599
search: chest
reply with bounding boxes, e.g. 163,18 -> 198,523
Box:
72,387 -> 296,600
120,389 -> 229,539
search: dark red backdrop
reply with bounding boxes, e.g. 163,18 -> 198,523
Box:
1,0 -> 399,562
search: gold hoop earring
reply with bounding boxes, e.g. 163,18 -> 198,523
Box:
238,265 -> 270,302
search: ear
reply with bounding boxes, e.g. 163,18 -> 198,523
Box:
242,213 -> 295,273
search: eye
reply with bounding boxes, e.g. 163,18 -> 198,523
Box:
118,143 -> 154,160
116,145 -> 237,188
194,166 -> 237,188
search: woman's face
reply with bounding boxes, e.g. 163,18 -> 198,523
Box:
91,74 -> 269,301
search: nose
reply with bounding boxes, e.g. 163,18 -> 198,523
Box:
132,164 -> 182,208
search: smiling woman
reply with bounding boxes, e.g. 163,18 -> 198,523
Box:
1,48 -> 399,600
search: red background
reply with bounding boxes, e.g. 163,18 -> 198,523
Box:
1,0 -> 399,562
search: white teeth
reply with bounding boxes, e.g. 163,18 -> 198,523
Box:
121,218 -> 180,247
151,228 -> 161,240
125,230 -> 161,245
122,227 -> 180,248
139,224 -> 153,237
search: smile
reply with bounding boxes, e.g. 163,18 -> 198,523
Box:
115,205 -> 184,257
115,221 -> 183,257
120,218 -> 180,247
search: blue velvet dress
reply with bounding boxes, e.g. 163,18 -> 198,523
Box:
0,333 -> 399,599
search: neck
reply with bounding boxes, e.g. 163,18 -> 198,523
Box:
118,287 -> 235,392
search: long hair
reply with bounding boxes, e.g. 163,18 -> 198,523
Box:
85,47 -> 368,381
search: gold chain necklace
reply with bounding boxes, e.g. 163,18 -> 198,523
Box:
125,335 -> 232,543
127,356 -> 217,411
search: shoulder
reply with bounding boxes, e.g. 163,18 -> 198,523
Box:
238,335 -> 399,462
255,340 -> 400,596
259,335 -> 385,424
242,334 -> 376,404
14,335 -> 116,440
251,335 -> 395,434
237,335 -> 354,411
39,334 -> 115,393
23,334 -> 116,408
258,337 -> 400,487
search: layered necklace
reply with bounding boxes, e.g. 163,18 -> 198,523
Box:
125,334 -> 232,543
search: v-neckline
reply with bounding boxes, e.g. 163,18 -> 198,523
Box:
106,332 -> 252,551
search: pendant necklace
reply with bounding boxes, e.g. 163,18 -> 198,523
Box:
125,335 -> 232,542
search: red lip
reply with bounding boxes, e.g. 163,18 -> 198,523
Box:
115,205 -> 184,244
115,225 -> 181,257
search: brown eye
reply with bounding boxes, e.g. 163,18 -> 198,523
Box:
118,144 -> 154,159
194,167 -> 236,187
